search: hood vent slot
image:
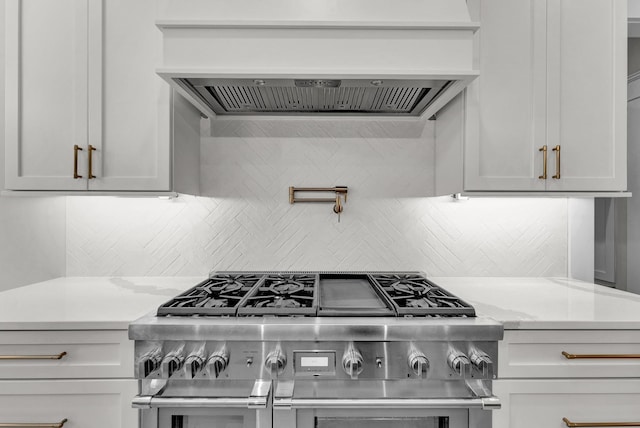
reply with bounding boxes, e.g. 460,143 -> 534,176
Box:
181,78 -> 449,116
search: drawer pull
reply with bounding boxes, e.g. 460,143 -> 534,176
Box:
0,352 -> 67,360
563,417 -> 640,427
562,351 -> 640,359
0,418 -> 68,427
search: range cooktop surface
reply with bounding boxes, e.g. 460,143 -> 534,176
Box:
157,271 -> 476,318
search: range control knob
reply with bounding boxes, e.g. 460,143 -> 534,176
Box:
407,349 -> 430,378
342,344 -> 364,380
161,345 -> 186,378
470,349 -> 494,378
265,347 -> 286,378
137,346 -> 163,378
206,346 -> 230,378
185,343 -> 208,379
447,350 -> 471,378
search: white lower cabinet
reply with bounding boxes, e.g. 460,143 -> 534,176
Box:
0,330 -> 136,428
499,330 -> 640,378
495,330 -> 640,428
493,379 -> 640,428
0,379 -> 138,428
0,330 -> 133,379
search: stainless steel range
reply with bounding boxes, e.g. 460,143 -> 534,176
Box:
129,272 -> 503,428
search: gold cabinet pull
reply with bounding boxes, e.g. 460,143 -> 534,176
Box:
73,145 -> 83,179
0,351 -> 67,360
562,351 -> 640,359
88,145 -> 96,179
563,417 -> 640,427
552,144 -> 561,179
538,145 -> 547,179
0,419 -> 68,427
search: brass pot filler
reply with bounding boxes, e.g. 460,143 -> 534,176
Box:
288,186 -> 348,221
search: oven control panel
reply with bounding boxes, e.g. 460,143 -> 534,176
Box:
293,351 -> 336,376
134,340 -> 497,381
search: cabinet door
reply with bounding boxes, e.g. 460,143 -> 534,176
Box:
86,0 -> 171,191
493,379 -> 640,428
545,0 -> 627,191
464,0 -> 547,191
4,0 -> 88,190
0,379 -> 138,428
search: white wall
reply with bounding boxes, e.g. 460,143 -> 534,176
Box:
630,38 -> 640,76
66,118 -> 568,277
569,198 -> 595,282
0,3 -> 66,291
631,0 -> 640,37
627,78 -> 640,294
630,0 -> 640,18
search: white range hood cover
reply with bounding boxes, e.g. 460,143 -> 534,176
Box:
156,0 -> 479,118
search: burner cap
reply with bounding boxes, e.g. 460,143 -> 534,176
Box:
207,275 -> 254,293
406,298 -> 435,308
391,281 -> 430,296
268,280 -> 305,295
255,297 -> 302,309
218,280 -> 243,293
195,298 -> 228,308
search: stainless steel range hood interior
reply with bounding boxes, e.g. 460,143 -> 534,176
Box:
175,78 -> 450,116
156,0 -> 479,118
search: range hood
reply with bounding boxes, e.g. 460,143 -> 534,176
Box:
156,0 -> 479,118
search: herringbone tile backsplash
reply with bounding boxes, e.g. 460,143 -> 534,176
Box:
66,118 -> 568,277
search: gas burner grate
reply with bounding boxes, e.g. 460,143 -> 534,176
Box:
238,274 -> 319,316
156,271 -> 475,318
371,274 -> 476,317
157,274 -> 262,316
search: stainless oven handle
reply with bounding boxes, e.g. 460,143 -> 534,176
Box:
273,396 -> 501,410
133,380 -> 271,410
132,395 -> 269,409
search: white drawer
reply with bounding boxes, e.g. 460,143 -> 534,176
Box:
493,379 -> 640,428
499,330 -> 640,378
0,379 -> 138,428
0,330 -> 133,379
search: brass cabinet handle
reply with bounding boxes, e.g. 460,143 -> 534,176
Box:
552,145 -> 561,179
563,417 -> 640,427
538,145 -> 548,179
0,419 -> 68,427
0,351 -> 67,360
562,351 -> 640,359
73,145 -> 83,179
88,145 -> 96,179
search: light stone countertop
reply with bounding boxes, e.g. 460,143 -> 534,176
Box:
432,277 -> 640,330
0,277 -> 200,330
0,276 -> 639,330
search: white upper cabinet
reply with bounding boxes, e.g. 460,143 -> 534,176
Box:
436,0 -> 627,194
545,0 -> 627,191
4,0 -> 88,190
4,0 -> 184,192
87,0 -> 170,191
463,0 -> 547,191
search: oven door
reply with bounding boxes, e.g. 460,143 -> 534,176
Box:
272,380 -> 500,428
133,380 -> 272,428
